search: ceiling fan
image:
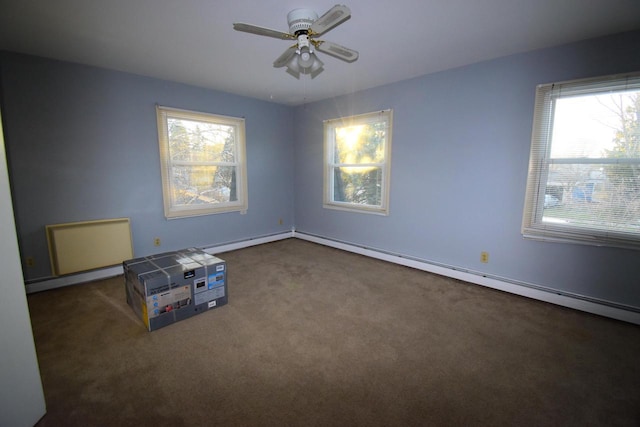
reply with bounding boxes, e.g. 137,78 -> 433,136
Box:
233,4 -> 359,79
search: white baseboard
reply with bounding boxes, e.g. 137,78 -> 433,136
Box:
25,231 -> 294,294
25,266 -> 124,294
294,231 -> 640,326
203,231 -> 293,255
24,230 -> 640,326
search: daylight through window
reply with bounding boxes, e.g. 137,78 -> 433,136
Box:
157,106 -> 247,219
522,73 -> 640,249
324,110 -> 392,215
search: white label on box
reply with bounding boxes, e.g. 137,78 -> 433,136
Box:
195,286 -> 225,305
208,300 -> 217,308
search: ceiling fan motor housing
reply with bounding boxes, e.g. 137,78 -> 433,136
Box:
287,9 -> 318,34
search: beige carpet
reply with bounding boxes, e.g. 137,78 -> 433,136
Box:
28,239 -> 640,426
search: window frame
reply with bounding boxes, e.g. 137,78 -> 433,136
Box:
522,72 -> 640,250
156,105 -> 248,219
323,109 -> 393,215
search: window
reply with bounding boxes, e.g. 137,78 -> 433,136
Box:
522,73 -> 640,249
324,109 -> 393,215
156,106 -> 247,219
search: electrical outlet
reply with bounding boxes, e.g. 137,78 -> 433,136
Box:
26,257 -> 35,267
480,251 -> 489,263
154,237 -> 161,247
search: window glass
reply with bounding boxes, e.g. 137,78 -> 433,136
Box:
157,106 -> 247,219
324,110 -> 392,215
522,74 -> 640,248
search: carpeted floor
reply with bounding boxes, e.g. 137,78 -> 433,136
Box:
28,239 -> 640,426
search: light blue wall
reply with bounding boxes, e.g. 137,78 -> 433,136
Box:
293,31 -> 640,309
0,53 -> 295,281
2,31 -> 640,309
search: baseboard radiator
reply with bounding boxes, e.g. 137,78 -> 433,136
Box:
46,218 -> 134,276
293,231 -> 640,326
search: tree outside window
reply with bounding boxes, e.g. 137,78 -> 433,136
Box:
324,110 -> 392,215
157,106 -> 247,219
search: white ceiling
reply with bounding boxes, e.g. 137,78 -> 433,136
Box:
1,0 -> 640,105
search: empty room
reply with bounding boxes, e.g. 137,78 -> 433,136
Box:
1,1 -> 640,426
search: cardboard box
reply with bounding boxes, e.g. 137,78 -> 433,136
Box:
124,248 -> 227,331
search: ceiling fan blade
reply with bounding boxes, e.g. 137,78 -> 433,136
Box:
308,5 -> 351,36
273,45 -> 298,68
233,23 -> 294,40
316,40 -> 359,62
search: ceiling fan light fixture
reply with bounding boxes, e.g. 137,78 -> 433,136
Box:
305,55 -> 324,79
286,68 -> 301,79
284,46 -> 323,79
298,47 -> 315,68
309,64 -> 324,79
285,54 -> 301,79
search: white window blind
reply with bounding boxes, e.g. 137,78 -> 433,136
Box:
522,72 -> 640,249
